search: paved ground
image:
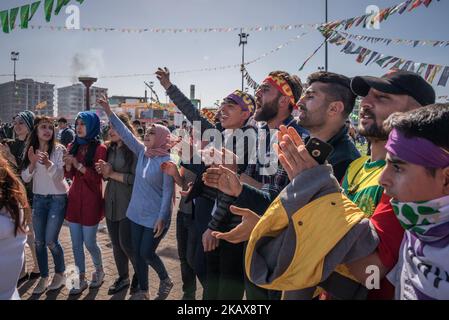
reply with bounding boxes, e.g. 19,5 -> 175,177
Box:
18,193 -> 203,300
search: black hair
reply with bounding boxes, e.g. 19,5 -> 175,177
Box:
307,71 -> 356,117
58,117 -> 68,124
383,103 -> 449,175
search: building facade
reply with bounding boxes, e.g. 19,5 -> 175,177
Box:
0,79 -> 55,122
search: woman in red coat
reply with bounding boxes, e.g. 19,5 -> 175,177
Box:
63,111 -> 107,295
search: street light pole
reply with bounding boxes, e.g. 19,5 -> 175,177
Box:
325,0 -> 329,71
11,51 -> 19,84
238,29 -> 249,91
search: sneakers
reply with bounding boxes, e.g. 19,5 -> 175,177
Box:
47,273 -> 65,291
108,277 -> 130,295
130,273 -> 139,295
69,279 -> 88,295
32,277 -> 49,295
154,278 -> 173,300
89,270 -> 105,289
131,290 -> 149,300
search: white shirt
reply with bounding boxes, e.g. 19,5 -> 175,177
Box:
0,209 -> 26,300
21,144 -> 69,195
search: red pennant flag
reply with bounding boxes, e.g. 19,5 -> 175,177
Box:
408,0 -> 423,12
423,0 -> 432,7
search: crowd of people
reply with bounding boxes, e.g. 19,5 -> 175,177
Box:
0,66 -> 448,301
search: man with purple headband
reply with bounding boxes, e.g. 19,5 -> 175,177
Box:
156,67 -> 257,300
380,104 -> 449,299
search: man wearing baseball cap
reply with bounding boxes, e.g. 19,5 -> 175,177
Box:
281,70 -> 436,299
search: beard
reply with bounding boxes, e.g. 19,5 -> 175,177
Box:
254,97 -> 280,122
358,110 -> 389,140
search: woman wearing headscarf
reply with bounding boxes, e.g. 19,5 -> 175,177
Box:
63,111 -> 107,295
97,95 -> 175,300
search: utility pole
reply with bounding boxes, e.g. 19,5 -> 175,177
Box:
11,52 -> 19,84
238,29 -> 249,91
325,0 -> 329,71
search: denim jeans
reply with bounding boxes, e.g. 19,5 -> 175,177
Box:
68,222 -> 102,274
32,194 -> 67,278
130,220 -> 168,291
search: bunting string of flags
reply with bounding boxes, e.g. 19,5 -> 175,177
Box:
0,32 -> 309,79
298,39 -> 327,71
242,67 -> 259,90
326,31 -> 449,87
320,0 -> 439,34
0,0 -> 85,33
25,23 -> 319,33
336,30 -> 449,48
437,95 -> 449,102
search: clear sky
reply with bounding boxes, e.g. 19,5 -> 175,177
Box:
1,0 -> 448,110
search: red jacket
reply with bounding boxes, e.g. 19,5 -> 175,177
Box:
65,143 -> 107,226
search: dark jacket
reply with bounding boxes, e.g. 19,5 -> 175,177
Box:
306,125 -> 360,183
234,124 -> 360,216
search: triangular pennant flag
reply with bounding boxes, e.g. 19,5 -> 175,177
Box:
437,66 -> 449,87
392,58 -> 406,69
416,63 -> 427,76
0,10 -> 9,33
9,7 -> 19,30
44,0 -> 54,22
427,65 -> 442,84
424,64 -> 435,80
20,5 -> 30,29
29,1 -> 41,21
408,0 -> 423,12
376,55 -> 393,67
76,0 -> 85,3
399,0 -> 412,14
384,57 -> 400,69
365,51 -> 379,65
55,0 -> 70,15
423,0 -> 432,7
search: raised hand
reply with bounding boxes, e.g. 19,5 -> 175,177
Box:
37,151 -> 51,167
211,205 -> 260,244
155,67 -> 172,90
274,125 -> 318,180
27,146 -> 39,166
202,165 -> 242,197
96,93 -> 112,115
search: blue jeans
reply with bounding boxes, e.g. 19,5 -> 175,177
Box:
69,222 -> 102,274
32,194 -> 67,278
130,220 -> 168,291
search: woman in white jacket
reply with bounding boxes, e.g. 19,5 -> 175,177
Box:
21,116 -> 69,295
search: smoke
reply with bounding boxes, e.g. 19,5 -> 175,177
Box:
70,49 -> 104,83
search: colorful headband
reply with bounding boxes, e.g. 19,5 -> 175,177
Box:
263,75 -> 296,107
385,128 -> 449,168
224,90 -> 255,114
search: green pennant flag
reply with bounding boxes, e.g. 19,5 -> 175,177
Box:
0,10 -> 9,33
29,1 -> 41,21
55,0 -> 70,15
76,0 -> 85,4
44,0 -> 54,22
20,5 -> 30,28
9,7 -> 19,30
